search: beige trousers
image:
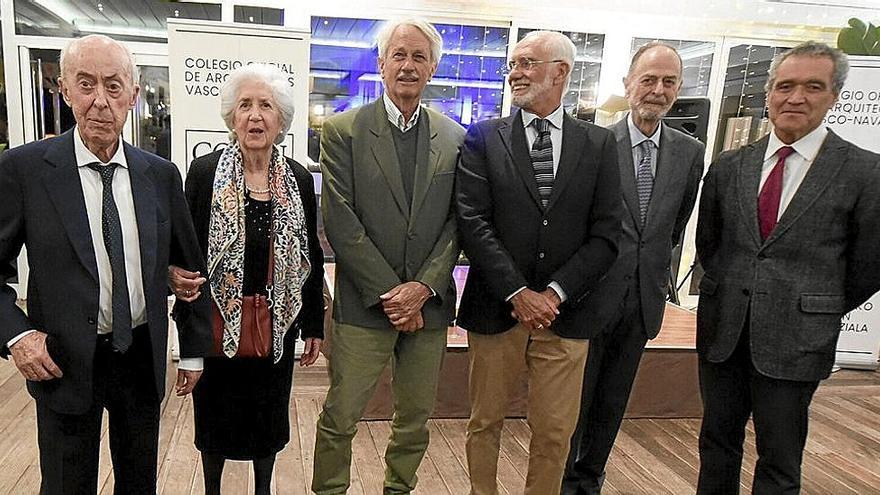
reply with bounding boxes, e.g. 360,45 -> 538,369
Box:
466,323 -> 589,495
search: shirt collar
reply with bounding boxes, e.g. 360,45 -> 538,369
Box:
383,93 -> 421,132
73,125 -> 128,168
627,112 -> 662,149
765,125 -> 828,162
521,105 -> 565,131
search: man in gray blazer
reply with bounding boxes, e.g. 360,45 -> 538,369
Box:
563,42 -> 704,495
312,18 -> 465,495
696,41 -> 880,493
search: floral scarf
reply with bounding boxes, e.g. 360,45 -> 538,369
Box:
207,142 -> 311,363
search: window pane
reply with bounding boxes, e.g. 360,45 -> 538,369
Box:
13,0 -> 221,42
136,66 -> 171,158
713,44 -> 788,158
631,38 -> 715,97
517,29 -> 605,120
234,5 -> 283,26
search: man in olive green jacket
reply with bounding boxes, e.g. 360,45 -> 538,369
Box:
312,18 -> 465,495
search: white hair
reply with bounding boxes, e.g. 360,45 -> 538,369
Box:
59,34 -> 138,83
219,63 -> 295,145
519,30 -> 577,87
376,18 -> 444,65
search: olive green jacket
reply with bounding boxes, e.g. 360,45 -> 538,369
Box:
320,99 -> 465,329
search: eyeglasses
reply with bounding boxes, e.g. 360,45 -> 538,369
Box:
504,58 -> 564,73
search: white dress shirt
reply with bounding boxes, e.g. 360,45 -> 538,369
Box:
762,126 -> 829,220
384,93 -> 421,133
507,105 -> 568,303
74,126 -> 148,334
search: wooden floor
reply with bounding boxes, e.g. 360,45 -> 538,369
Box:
1,357 -> 879,494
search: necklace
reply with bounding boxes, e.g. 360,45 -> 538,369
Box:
246,183 -> 270,194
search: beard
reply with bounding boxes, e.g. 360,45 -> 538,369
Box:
633,99 -> 671,122
511,74 -> 554,110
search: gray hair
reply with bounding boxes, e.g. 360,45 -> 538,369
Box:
628,42 -> 683,77
59,34 -> 138,84
766,41 -> 849,94
220,63 -> 295,145
519,30 -> 577,87
376,18 -> 444,65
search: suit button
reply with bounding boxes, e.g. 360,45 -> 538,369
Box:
757,253 -> 766,260
542,219 -> 548,226
742,289 -> 750,296
538,252 -> 545,259
88,317 -> 96,325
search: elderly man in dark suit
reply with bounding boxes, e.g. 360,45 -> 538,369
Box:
456,30 -> 622,495
312,18 -> 465,495
563,42 -> 705,495
0,35 -> 211,494
696,41 -> 880,494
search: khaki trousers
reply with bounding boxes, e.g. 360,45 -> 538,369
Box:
466,323 -> 589,495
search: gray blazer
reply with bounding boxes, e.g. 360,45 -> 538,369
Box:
696,130 -> 880,381
320,99 -> 465,329
579,119 -> 704,339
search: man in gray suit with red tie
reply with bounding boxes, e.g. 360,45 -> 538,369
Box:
696,41 -> 880,493
563,42 -> 704,495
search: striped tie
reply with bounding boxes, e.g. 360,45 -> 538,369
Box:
530,118 -> 554,208
637,140 -> 654,225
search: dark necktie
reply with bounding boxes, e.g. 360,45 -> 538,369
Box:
636,140 -> 654,224
530,118 -> 554,208
87,163 -> 132,352
758,146 -> 794,240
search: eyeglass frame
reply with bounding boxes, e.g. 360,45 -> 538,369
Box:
503,58 -> 565,73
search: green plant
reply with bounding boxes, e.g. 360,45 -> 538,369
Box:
838,18 -> 880,56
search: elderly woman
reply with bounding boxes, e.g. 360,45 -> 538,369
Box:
170,63 -> 324,494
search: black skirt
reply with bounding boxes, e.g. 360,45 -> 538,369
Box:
192,329 -> 298,460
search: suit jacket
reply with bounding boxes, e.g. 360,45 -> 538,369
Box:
0,129 -> 212,414
181,150 -> 325,341
455,110 -> 622,338
696,130 -> 880,381
320,99 -> 466,329
579,119 -> 704,340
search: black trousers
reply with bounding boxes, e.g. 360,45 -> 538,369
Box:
37,327 -> 160,495
697,326 -> 819,494
562,287 -> 648,495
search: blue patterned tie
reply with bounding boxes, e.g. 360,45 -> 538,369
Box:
530,118 -> 554,208
88,163 -> 132,352
637,140 -> 654,225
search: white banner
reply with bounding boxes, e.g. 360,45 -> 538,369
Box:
167,19 -> 311,177
824,55 -> 880,370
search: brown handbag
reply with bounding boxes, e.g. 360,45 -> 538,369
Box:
212,243 -> 274,358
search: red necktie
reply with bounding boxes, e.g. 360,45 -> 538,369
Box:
758,146 -> 794,240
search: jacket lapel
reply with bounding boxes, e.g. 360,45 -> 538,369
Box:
125,143 -> 157,289
736,136 -> 769,248
368,101 -> 409,219
546,113 -> 585,210
647,123 -> 681,228
611,120 -> 641,230
498,111 -> 542,210
43,130 -> 99,283
762,131 -> 848,246
409,110 -> 437,221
